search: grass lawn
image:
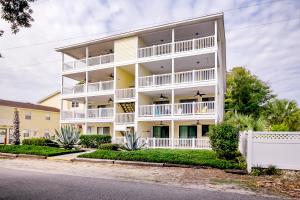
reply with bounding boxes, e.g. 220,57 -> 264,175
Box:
0,145 -> 81,157
78,149 -> 243,169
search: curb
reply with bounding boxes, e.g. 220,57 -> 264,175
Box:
71,158 -> 114,164
71,157 -> 206,169
0,153 -> 18,158
0,153 -> 46,159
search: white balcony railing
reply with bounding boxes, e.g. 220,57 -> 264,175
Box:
138,73 -> 172,88
139,104 -> 172,117
137,35 -> 215,59
87,80 -> 114,93
62,85 -> 85,95
87,108 -> 114,119
139,101 -> 215,117
113,137 -> 211,149
147,138 -> 211,149
174,101 -> 215,115
87,53 -> 114,67
174,35 -> 215,53
174,68 -> 215,84
138,43 -> 172,58
116,113 -> 135,124
63,59 -> 86,72
61,110 -> 85,120
115,88 -> 135,100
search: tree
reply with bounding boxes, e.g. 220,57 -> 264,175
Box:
263,98 -> 300,131
225,67 -> 274,117
225,112 -> 266,131
0,0 -> 36,37
12,108 -> 20,145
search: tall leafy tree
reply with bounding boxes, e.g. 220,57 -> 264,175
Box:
225,67 -> 274,117
12,108 -> 20,145
0,0 -> 36,37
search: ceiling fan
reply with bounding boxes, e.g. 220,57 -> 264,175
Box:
108,73 -> 114,80
155,121 -> 168,126
156,93 -> 168,101
192,120 -> 201,126
194,91 -> 206,98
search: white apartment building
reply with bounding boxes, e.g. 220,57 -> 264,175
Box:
56,13 -> 226,149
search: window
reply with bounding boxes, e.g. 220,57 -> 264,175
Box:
153,126 -> 169,138
72,101 -> 79,108
202,125 -> 210,137
179,126 -> 197,138
33,130 -> 38,137
45,113 -> 51,120
97,127 -> 110,135
23,130 -> 30,138
87,126 -> 92,134
25,112 -> 31,120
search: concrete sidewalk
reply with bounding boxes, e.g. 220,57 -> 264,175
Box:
47,150 -> 95,161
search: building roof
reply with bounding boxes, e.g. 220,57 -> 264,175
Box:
0,99 -> 60,112
56,12 -> 224,52
37,90 -> 60,104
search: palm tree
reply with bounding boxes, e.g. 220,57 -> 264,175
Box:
12,108 -> 20,145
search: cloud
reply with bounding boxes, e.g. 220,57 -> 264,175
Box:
0,0 -> 299,104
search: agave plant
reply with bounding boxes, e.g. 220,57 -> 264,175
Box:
123,128 -> 146,151
55,125 -> 80,149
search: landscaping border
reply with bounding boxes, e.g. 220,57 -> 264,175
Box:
0,152 -> 46,159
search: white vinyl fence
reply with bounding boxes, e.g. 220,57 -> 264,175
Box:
239,131 -> 300,172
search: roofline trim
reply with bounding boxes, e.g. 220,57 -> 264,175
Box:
55,12 -> 224,52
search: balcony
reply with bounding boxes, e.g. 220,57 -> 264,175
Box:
138,73 -> 172,88
138,68 -> 215,89
63,54 -> 114,72
87,53 -> 114,68
61,110 -> 85,121
62,85 -> 85,96
174,68 -> 215,84
139,104 -> 172,117
138,101 -> 215,118
137,35 -> 215,59
63,59 -> 86,72
87,80 -> 114,94
115,88 -> 135,101
116,113 -> 135,124
87,108 -> 114,120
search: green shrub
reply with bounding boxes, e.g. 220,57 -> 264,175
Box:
271,124 -> 289,131
79,149 -> 242,169
22,138 -> 59,147
252,165 -> 281,176
79,135 -> 111,148
209,123 -> 239,160
55,126 -> 80,149
98,143 -> 120,151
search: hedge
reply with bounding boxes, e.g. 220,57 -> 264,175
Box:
79,135 -> 111,148
22,138 -> 59,147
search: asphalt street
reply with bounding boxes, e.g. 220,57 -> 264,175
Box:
0,166 -> 281,200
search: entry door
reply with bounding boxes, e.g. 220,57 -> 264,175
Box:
179,126 -> 197,138
153,126 -> 169,138
0,128 -> 7,144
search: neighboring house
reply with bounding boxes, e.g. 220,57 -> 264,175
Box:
0,99 -> 60,144
56,13 -> 226,147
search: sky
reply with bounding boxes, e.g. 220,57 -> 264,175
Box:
0,0 -> 300,104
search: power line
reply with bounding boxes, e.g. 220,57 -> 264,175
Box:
0,0 -> 292,51
1,15 -> 299,69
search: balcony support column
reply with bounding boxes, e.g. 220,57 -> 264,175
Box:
214,52 -> 218,124
84,47 -> 89,134
60,53 -> 64,128
113,66 -> 117,140
172,28 -> 175,53
135,63 -> 139,135
171,58 -> 174,84
171,120 -> 174,149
